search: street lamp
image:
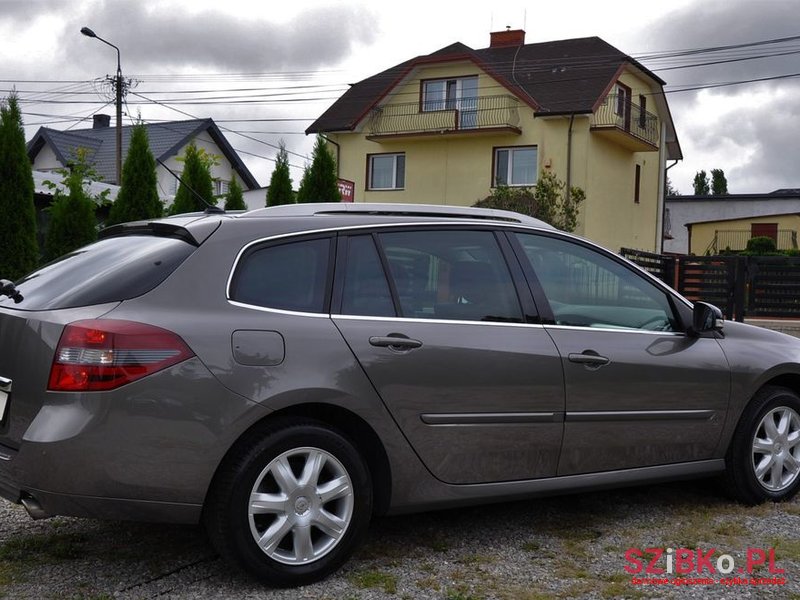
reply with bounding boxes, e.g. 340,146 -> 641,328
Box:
81,26 -> 123,185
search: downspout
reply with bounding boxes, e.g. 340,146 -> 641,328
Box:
662,158 -> 679,253
566,114 -> 575,204
321,134 -> 340,177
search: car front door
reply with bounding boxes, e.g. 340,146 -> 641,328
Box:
511,231 -> 731,476
332,229 -> 565,485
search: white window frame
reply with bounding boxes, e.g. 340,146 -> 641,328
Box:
368,153 -> 405,191
422,76 -> 478,112
216,180 -> 230,196
493,146 -> 537,187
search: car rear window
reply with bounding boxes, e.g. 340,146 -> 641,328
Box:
0,236 -> 196,311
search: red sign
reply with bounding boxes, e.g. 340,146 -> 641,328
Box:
338,179 -> 355,203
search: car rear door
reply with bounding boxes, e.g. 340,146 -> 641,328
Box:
510,231 -> 730,476
332,227 -> 565,485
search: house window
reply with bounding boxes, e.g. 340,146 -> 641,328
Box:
638,94 -> 647,129
634,164 -> 641,204
422,77 -> 478,112
368,153 -> 405,190
494,147 -> 537,187
216,180 -> 229,196
421,76 -> 478,128
615,83 -> 629,117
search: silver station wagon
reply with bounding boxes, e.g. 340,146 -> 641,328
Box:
1,203 -> 800,586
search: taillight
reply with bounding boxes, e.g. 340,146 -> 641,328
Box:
48,320 -> 195,391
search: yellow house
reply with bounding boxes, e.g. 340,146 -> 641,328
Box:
687,213 -> 800,255
308,30 -> 682,252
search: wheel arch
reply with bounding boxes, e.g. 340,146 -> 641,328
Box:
205,402 -> 392,517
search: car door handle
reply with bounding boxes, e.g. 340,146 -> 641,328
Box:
369,336 -> 423,350
568,352 -> 610,366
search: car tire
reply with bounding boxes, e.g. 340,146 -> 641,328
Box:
203,417 -> 372,586
724,385 -> 800,505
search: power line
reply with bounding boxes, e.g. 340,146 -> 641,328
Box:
128,91 -> 310,169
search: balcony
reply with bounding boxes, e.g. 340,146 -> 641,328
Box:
707,230 -> 798,254
366,94 -> 521,141
591,94 -> 659,152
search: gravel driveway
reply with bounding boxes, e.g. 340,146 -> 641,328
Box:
1,479 -> 799,599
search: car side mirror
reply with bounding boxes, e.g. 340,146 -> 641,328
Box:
690,301 -> 723,336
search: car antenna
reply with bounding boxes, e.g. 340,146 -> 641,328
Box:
156,158 -> 224,214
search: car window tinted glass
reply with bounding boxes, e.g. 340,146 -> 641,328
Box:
515,233 -> 676,331
341,236 -> 395,317
231,237 -> 330,313
1,236 -> 196,311
378,230 -> 523,322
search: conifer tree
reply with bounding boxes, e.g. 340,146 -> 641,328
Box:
224,175 -> 246,210
107,123 -> 162,225
0,93 -> 39,278
44,148 -> 100,261
296,135 -> 341,203
266,142 -> 295,206
169,142 -> 215,214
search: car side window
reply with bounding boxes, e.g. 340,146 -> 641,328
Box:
230,237 -> 330,313
515,233 -> 677,331
377,230 -> 523,323
341,235 -> 396,317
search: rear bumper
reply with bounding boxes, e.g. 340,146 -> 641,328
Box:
0,358 -> 270,523
0,443 -> 200,523
0,445 -> 20,504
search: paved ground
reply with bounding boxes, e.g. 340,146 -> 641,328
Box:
1,478 -> 800,599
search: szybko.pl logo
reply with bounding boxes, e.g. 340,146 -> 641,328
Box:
625,547 -> 786,587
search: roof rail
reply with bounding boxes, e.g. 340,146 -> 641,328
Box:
241,203 -> 552,228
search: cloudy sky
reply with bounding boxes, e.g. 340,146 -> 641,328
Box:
1,0 -> 797,194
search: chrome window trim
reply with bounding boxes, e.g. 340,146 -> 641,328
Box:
333,314 -> 542,329
225,220 -> 693,316
544,324 -> 685,337
227,300 -> 331,319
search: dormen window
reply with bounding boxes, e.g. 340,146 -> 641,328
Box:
493,146 -> 537,187
422,76 -> 477,111
368,153 -> 405,190
422,76 -> 478,129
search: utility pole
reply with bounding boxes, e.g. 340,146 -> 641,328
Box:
80,27 -> 124,185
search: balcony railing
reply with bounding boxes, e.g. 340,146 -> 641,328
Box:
367,94 -> 521,138
708,230 -> 798,254
591,94 -> 659,149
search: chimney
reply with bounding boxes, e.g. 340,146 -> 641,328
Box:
93,114 -> 111,129
490,27 -> 526,48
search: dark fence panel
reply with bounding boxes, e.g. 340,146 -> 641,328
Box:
620,248 -> 676,287
621,250 -> 800,321
676,256 -> 741,320
747,257 -> 800,318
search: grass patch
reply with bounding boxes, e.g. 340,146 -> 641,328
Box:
771,537 -> 800,562
711,521 -> 743,539
445,583 -> 483,600
349,569 -> 397,594
457,553 -> 494,566
521,541 -> 540,552
0,532 -> 87,562
415,575 -> 440,591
